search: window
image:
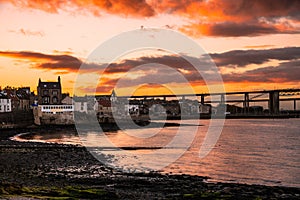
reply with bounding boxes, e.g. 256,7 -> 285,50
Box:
53,97 -> 58,104
52,90 -> 58,95
43,97 -> 49,104
0,105 -> 2,110
43,90 -> 49,95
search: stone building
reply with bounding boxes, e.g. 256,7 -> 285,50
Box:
37,76 -> 62,105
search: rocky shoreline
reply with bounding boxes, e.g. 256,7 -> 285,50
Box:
0,126 -> 299,199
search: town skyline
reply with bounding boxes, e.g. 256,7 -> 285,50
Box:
0,0 -> 299,96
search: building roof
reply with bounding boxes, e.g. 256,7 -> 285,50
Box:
38,82 -> 61,89
16,88 -> 31,99
111,89 -> 117,97
38,76 -> 61,89
98,99 -> 111,107
73,96 -> 88,102
0,92 -> 8,99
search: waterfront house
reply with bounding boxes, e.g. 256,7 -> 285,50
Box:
37,76 -> 62,105
34,77 -> 74,125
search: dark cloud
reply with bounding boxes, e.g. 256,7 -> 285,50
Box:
104,54 -> 214,74
217,0 -> 300,19
222,60 -> 300,83
210,47 -> 300,67
149,0 -> 300,20
183,22 -> 300,37
0,50 -> 82,72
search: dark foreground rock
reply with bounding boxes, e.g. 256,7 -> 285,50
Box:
0,127 -> 299,199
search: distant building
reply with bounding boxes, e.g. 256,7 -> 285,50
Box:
61,95 -> 73,105
73,96 -> 98,114
98,99 -> 112,116
199,104 -> 211,114
110,89 -> 117,102
16,87 -> 31,110
2,86 -> 31,111
0,93 -> 12,113
37,76 -> 62,105
73,96 -> 88,113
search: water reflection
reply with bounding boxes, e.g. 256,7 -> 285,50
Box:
13,119 -> 300,187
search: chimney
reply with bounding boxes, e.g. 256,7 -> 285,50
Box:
58,76 -> 61,83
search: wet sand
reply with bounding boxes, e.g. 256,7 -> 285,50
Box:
0,126 -> 299,199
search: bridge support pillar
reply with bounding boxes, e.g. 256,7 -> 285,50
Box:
220,94 -> 225,105
200,95 -> 205,104
218,94 -> 226,114
294,100 -> 297,111
269,91 -> 279,115
243,93 -> 249,114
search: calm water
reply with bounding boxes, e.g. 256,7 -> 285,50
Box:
14,119 -> 300,187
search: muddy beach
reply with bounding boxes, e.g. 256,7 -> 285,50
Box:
0,126 -> 299,199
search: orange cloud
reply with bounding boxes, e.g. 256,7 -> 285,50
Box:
1,0 -> 155,17
2,0 -> 300,37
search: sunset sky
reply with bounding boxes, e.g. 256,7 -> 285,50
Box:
0,0 -> 299,96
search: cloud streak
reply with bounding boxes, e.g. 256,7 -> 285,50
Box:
0,50 -> 82,72
9,28 -> 45,37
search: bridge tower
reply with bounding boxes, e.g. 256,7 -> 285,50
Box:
269,91 -> 279,115
243,93 -> 250,114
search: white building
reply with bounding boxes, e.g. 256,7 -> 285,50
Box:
125,104 -> 139,116
39,104 -> 74,114
73,96 -> 98,113
73,97 -> 88,113
0,93 -> 12,113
